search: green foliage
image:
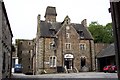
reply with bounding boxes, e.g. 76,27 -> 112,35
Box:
88,22 -> 113,43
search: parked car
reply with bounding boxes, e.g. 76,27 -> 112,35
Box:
103,65 -> 117,73
111,65 -> 117,72
14,64 -> 22,73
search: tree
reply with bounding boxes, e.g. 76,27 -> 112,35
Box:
88,22 -> 113,43
103,23 -> 114,43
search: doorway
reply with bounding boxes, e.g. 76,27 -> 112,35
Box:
81,57 -> 86,67
64,58 -> 73,69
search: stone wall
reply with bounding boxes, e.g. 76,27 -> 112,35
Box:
0,1 -> 13,78
0,1 -> 2,79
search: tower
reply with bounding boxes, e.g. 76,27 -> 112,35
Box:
44,6 -> 57,23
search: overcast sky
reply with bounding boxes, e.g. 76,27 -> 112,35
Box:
3,0 -> 112,43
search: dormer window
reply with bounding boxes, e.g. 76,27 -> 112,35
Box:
78,30 -> 84,38
49,28 -> 56,35
80,30 -> 84,37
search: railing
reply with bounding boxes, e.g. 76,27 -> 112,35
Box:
44,70 -> 47,73
64,66 -> 68,73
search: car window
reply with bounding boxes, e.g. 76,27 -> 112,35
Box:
15,64 -> 22,68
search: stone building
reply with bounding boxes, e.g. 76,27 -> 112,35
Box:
16,39 -> 35,74
0,0 -> 13,79
35,6 -> 95,74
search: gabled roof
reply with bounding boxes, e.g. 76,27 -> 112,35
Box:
97,43 -> 115,58
39,20 -> 93,40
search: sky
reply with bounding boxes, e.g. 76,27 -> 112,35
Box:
3,0 -> 112,43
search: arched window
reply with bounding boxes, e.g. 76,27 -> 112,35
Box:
49,56 -> 57,67
81,57 -> 86,67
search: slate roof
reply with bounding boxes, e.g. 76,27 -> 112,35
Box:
97,43 -> 115,58
40,20 -> 93,40
71,23 -> 93,39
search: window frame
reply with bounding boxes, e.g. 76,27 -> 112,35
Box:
49,56 -> 57,67
49,42 -> 56,50
79,43 -> 86,50
65,43 -> 71,50
49,57 -> 53,67
80,30 -> 84,38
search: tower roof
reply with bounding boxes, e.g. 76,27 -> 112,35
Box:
44,6 -> 57,17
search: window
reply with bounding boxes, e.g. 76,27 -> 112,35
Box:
80,30 -> 84,38
50,57 -> 52,67
80,43 -> 86,50
2,53 -> 6,70
65,43 -> 71,50
28,66 -> 31,69
49,56 -> 57,67
53,57 -> 56,67
66,19 -> 69,24
29,58 -> 30,61
78,30 -> 84,38
50,42 -> 55,50
28,42 -> 31,45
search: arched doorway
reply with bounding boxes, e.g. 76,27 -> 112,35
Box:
80,56 -> 90,71
64,54 -> 74,69
80,56 -> 86,68
81,57 -> 86,67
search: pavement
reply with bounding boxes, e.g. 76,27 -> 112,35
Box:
30,72 -> 117,78
1,72 -> 118,80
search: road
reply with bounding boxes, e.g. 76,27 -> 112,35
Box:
7,72 -> 119,80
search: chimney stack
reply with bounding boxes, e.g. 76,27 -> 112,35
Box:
81,19 -> 87,27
